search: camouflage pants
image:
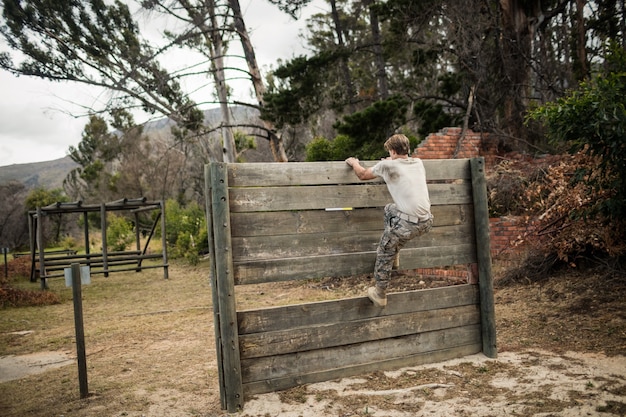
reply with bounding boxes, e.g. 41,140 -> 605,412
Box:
374,203 -> 433,290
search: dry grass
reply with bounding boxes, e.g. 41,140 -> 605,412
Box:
0,260 -> 222,417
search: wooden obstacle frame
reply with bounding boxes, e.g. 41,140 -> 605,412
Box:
205,158 -> 497,412
28,198 -> 169,289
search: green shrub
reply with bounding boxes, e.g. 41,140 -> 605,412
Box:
106,214 -> 134,251
164,199 -> 208,265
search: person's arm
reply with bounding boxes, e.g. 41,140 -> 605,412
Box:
345,157 -> 377,180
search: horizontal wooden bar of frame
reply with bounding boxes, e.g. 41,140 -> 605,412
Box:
239,285 -> 479,334
242,326 -> 482,395
228,182 -> 471,213
35,253 -> 162,267
41,263 -> 168,279
225,159 -> 472,187
230,205 -> 474,237
233,244 -> 477,285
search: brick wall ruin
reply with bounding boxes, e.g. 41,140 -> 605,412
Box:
411,128 -> 529,279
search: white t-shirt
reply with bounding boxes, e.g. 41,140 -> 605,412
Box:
371,158 -> 431,220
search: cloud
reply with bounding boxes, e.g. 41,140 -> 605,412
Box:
0,0 -> 325,167
0,74 -> 88,166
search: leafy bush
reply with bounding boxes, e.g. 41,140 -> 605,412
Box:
0,286 -> 60,308
486,156 -> 554,217
333,96 -> 410,160
498,152 -> 625,272
528,43 -> 626,223
1,258 -> 60,308
305,135 -> 355,161
163,199 -> 208,265
58,235 -> 78,250
522,43 -> 626,267
106,213 -> 134,251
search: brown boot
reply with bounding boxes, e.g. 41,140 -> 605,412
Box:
367,286 -> 387,308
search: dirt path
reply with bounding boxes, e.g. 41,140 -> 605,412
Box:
0,350 -> 73,383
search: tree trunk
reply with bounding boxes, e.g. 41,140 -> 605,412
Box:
499,0 -> 534,141
229,0 -> 288,162
208,0 -> 237,162
330,0 -> 356,111
177,0 -> 236,163
364,0 -> 388,99
575,0 -> 589,79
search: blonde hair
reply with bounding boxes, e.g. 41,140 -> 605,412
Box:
384,134 -> 410,155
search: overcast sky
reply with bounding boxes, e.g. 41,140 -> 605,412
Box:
0,0 -> 325,167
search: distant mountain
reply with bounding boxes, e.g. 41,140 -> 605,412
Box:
0,106 -> 270,190
0,156 -> 78,190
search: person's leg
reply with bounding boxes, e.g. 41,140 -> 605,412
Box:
373,205 -> 399,291
369,205 -> 403,307
369,205 -> 434,307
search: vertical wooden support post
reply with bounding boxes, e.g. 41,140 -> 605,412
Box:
210,163 -> 243,412
205,164 -> 227,409
470,157 -> 497,358
36,207 -> 47,290
100,204 -> 109,277
83,211 -> 91,267
160,200 -> 169,279
134,211 -> 141,252
29,212 -> 37,282
134,211 -> 141,272
71,263 -> 89,398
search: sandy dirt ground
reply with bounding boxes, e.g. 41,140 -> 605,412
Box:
2,348 -> 624,416
242,350 -> 626,417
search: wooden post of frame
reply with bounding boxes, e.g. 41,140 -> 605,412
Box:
205,164 -> 227,409
209,163 -> 243,412
470,157 -> 497,358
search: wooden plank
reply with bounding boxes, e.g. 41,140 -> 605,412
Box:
231,223 -> 474,262
243,343 -> 482,396
423,159 -> 472,180
402,223 -> 475,249
226,159 -> 472,187
231,208 -> 383,237
470,157 -> 497,358
238,285 -> 479,334
397,243 -> 478,270
240,304 -> 480,358
230,204 -> 473,237
432,204 -> 474,227
205,164 -> 227,410
209,163 -> 244,413
428,182 -> 474,206
241,324 -> 481,383
229,183 -> 389,212
233,230 -> 381,260
228,182 -> 472,212
233,244 -> 477,285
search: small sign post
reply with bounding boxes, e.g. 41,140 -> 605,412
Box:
66,263 -> 90,398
